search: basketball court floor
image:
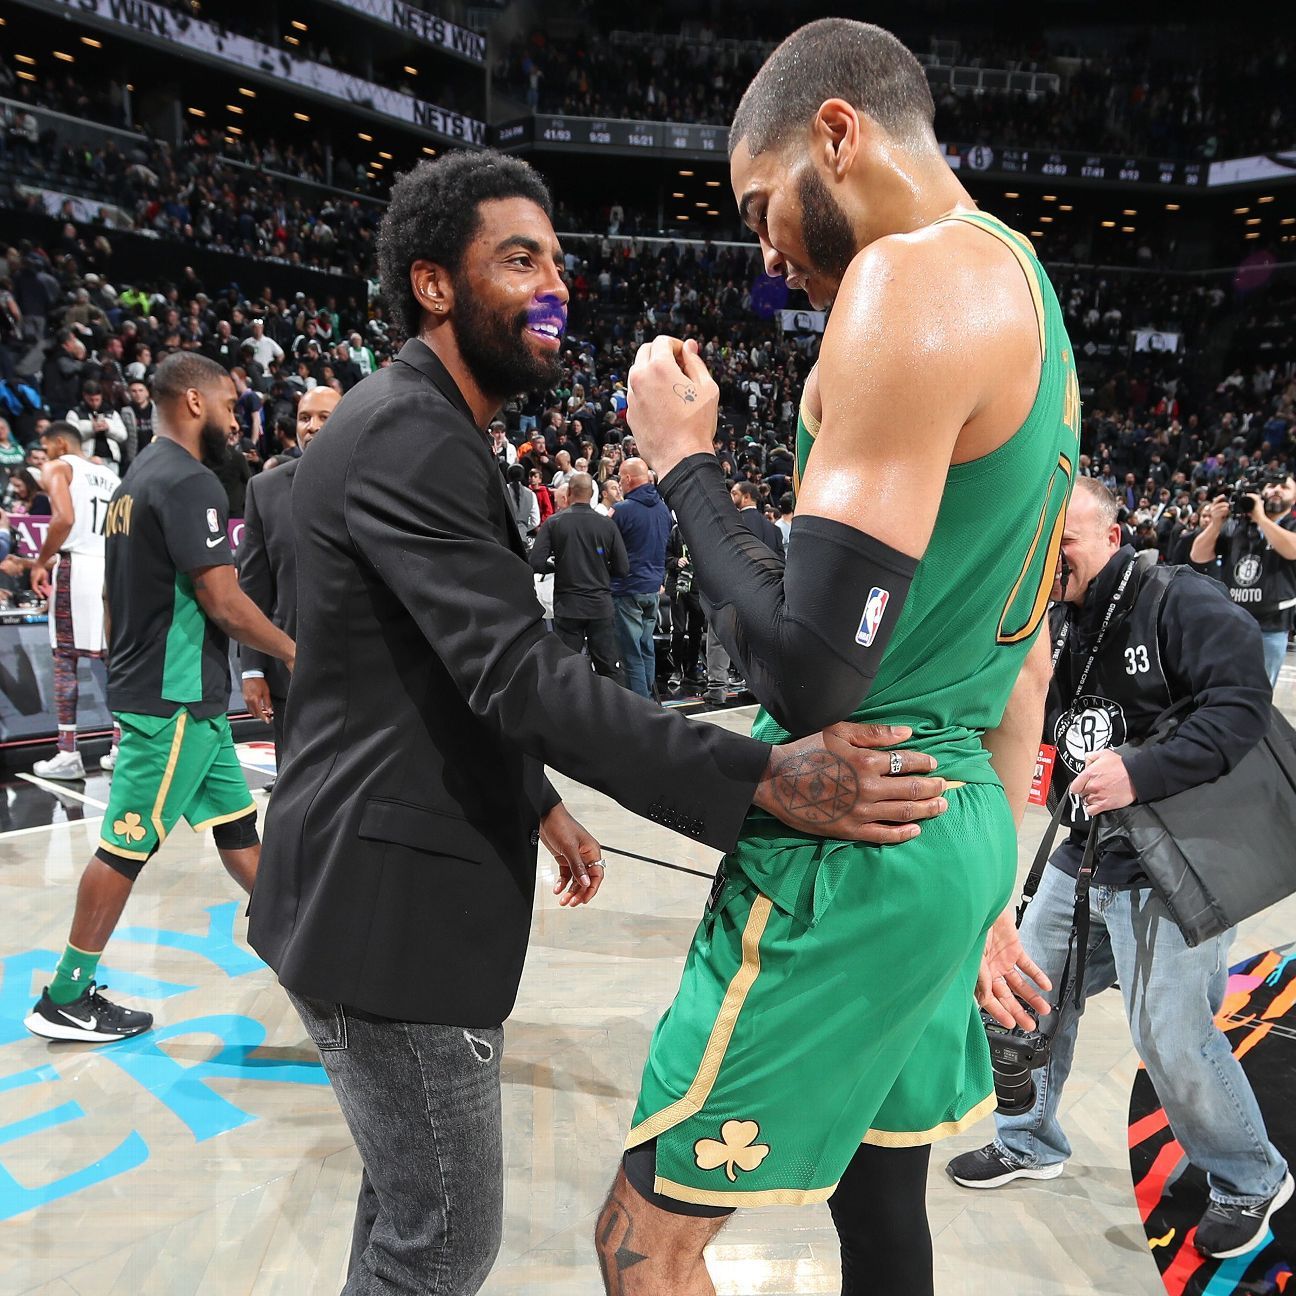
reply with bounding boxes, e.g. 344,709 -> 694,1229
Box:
3,682 -> 1295,1295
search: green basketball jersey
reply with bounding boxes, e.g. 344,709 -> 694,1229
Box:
752,212 -> 1081,786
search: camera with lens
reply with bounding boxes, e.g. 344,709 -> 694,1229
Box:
981,1008 -> 1054,1115
1228,467 -> 1281,519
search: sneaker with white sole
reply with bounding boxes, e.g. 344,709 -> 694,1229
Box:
946,1143 -> 1066,1189
24,982 -> 153,1042
32,749 -> 86,781
1194,1172 -> 1294,1259
100,745 -> 118,773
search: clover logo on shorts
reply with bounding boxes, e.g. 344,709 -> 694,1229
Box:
694,1119 -> 770,1182
113,811 -> 146,844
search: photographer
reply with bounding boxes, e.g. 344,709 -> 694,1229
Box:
1190,473 -> 1296,688
948,478 -> 1291,1260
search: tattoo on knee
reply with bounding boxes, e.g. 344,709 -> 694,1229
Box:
597,1194 -> 649,1294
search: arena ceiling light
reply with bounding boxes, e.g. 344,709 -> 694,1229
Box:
1059,204 -> 1073,211
1121,225 -> 1135,233
695,202 -> 708,208
679,170 -> 694,176
239,87 -> 256,97
1258,195 -> 1275,204
422,146 -> 437,155
1122,208 -> 1137,216
1234,206 -> 1250,214
706,180 -> 721,187
1003,191 -> 1019,198
15,54 -> 35,65
672,191 -> 684,198
126,83 -> 134,91
291,20 -> 308,30
188,106 -> 206,117
1282,217 -> 1296,226
1030,229 -> 1043,237
1246,218 -> 1262,225
16,71 -> 34,82
676,214 -> 689,221
1042,194 -> 1057,202
1245,231 -> 1260,239
227,126 -> 243,135
358,132 -> 373,141
1100,220 -> 1115,228
294,112 -> 311,122
53,51 -> 74,62
404,66 -> 418,76
1039,215 -> 1053,223
379,151 -> 393,159
1165,203 -> 1181,211
707,209 -> 719,216
370,161 -> 384,169
285,35 -> 301,46
80,36 -> 102,48
226,104 -> 244,114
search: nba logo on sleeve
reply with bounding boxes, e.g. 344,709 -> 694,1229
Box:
855,588 -> 890,647
206,508 -> 219,533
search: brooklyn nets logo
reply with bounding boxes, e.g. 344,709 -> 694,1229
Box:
1233,554 -> 1263,587
1054,695 -> 1128,775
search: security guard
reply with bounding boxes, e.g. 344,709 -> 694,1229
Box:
948,477 -> 1292,1261
1190,472 -> 1296,687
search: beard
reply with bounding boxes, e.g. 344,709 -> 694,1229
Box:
200,416 -> 232,464
452,272 -> 563,398
796,166 -> 857,286
1265,494 -> 1288,516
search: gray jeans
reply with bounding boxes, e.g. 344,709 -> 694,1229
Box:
288,991 -> 504,1294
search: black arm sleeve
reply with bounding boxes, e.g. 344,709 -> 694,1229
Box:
660,453 -> 917,738
1122,570 -> 1271,803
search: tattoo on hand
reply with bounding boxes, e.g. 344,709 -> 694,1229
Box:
672,382 -> 697,404
770,750 -> 858,828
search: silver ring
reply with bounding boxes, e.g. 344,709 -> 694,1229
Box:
589,860 -> 606,870
888,752 -> 903,776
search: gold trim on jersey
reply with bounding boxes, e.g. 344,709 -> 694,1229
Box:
862,1092 -> 998,1148
625,895 -> 774,1149
651,1174 -> 837,1208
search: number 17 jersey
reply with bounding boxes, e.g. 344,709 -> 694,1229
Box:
752,211 -> 1081,788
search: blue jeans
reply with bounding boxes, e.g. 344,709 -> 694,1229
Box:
288,991 -> 504,1293
995,849 -> 1288,1206
1261,629 -> 1288,689
614,592 -> 659,698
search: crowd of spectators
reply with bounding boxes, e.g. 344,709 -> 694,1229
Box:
496,28 -> 1294,160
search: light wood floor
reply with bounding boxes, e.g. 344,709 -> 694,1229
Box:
3,685 -> 1295,1295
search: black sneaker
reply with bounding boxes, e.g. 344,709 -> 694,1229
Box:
946,1143 -> 1066,1189
703,688 -> 728,706
24,983 -> 153,1042
1195,1173 -> 1294,1259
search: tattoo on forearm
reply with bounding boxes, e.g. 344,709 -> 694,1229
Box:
597,1194 -> 649,1295
672,382 -> 697,404
770,750 -> 859,828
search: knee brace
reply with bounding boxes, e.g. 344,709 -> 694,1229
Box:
95,846 -> 148,881
213,811 -> 259,850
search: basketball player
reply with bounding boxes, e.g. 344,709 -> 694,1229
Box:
597,20 -> 1079,1294
25,353 -> 295,1043
29,421 -> 118,781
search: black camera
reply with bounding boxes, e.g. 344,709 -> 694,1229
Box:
981,1009 -> 1054,1115
1228,468 -> 1281,518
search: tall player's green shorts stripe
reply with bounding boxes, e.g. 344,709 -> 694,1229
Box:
99,709 -> 255,862
626,782 -> 1015,1208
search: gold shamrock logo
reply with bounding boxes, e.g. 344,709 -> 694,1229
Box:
113,811 -> 146,844
693,1120 -> 770,1182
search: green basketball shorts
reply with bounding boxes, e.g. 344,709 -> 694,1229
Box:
98,709 -> 255,864
626,781 -> 1016,1208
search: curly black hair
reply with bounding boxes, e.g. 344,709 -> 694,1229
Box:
377,150 -> 553,341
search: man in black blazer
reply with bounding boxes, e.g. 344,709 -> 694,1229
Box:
732,479 -> 786,557
238,386 -> 340,774
529,470 -> 628,682
248,151 -> 950,1296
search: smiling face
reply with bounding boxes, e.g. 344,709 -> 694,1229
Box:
419,197 -> 569,402
731,138 -> 859,311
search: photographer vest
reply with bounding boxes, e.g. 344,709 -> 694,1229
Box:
1220,517 -> 1296,632
1046,554 -> 1178,837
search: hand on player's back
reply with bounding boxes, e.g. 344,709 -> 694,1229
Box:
753,723 -> 951,844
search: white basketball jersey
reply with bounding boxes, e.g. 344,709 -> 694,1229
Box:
61,455 -> 118,556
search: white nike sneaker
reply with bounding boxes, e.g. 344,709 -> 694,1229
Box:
100,745 -> 119,773
32,749 -> 87,781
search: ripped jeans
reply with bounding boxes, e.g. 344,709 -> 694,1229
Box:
288,991 -> 504,1294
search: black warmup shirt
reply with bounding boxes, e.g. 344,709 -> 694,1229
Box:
104,437 -> 236,719
529,503 -> 629,619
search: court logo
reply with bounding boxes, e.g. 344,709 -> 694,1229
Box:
694,1119 -> 770,1182
1054,695 -> 1127,775
855,588 -> 890,647
1234,554 -> 1263,587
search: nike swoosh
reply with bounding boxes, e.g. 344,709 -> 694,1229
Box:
206,536 -> 226,548
58,1008 -> 96,1031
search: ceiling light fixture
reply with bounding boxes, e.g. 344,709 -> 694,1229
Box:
80,36 -> 102,48
293,112 -> 310,122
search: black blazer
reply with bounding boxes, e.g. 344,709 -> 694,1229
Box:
248,340 -> 769,1026
738,506 -> 785,558
237,458 -> 299,699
